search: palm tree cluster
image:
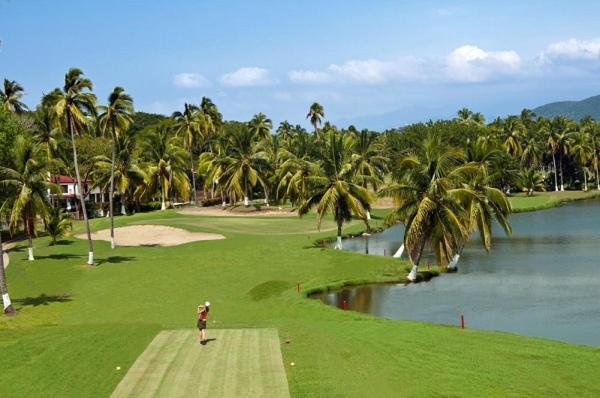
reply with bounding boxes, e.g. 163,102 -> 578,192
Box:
1,69 -> 599,293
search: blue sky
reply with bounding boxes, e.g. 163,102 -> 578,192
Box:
2,0 -> 600,129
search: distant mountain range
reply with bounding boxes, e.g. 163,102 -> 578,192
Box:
533,95 -> 600,121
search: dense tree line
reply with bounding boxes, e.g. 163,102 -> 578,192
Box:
1,68 -> 599,312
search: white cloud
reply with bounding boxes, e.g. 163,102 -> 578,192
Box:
220,67 -> 275,87
289,70 -> 333,84
173,73 -> 210,88
289,57 -> 425,85
538,38 -> 600,63
446,45 -> 521,82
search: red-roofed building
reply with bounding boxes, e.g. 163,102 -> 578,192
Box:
48,175 -> 107,217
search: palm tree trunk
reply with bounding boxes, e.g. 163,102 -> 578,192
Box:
189,147 -> 197,205
69,118 -> 94,265
0,231 -> 15,315
334,218 -> 343,250
109,129 -> 116,249
244,178 -> 249,206
392,243 -> 404,258
407,239 -> 426,282
583,170 -> 588,191
161,177 -> 167,211
559,153 -> 564,191
552,152 -> 558,191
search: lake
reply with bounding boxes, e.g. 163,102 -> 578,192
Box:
313,200 -> 600,346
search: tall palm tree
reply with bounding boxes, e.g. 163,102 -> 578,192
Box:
220,128 -> 269,206
0,206 -> 16,314
140,124 -> 190,210
172,103 -> 208,205
299,131 -> 373,249
306,102 -> 324,135
0,137 -> 57,261
92,131 -> 145,215
550,116 -> 575,191
381,134 -> 477,281
570,131 -> 593,191
248,113 -> 272,141
43,68 -> 97,265
0,79 -> 28,114
98,87 -> 134,249
540,119 -> 559,191
580,117 -> 600,190
501,116 -> 525,159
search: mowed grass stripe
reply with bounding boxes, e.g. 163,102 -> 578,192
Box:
112,329 -> 290,398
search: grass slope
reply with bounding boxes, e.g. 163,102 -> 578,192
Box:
510,190 -> 600,212
111,329 -> 289,398
1,209 -> 599,397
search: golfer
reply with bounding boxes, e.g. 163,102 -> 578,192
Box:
197,301 -> 210,344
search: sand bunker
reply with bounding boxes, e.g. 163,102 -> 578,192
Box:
77,225 -> 225,247
178,206 -> 297,217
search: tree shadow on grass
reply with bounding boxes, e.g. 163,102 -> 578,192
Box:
96,255 -> 136,266
14,294 -> 72,307
51,239 -> 75,246
36,253 -> 82,260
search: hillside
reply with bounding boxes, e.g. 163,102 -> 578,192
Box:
533,95 -> 600,120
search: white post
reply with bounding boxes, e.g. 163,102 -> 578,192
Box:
447,253 -> 460,270
334,236 -> 343,250
88,252 -> 94,265
407,265 -> 418,282
393,244 -> 404,258
28,247 -> 34,261
110,237 -> 115,249
244,196 -> 249,206
2,293 -> 12,311
161,200 -> 166,211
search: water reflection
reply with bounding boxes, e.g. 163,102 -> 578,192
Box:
317,200 -> 600,346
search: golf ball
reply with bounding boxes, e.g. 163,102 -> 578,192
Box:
116,366 -> 121,371
290,362 -> 295,367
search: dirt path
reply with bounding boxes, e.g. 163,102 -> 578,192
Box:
111,329 -> 290,398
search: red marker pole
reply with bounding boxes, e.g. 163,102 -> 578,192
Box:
460,314 -> 465,329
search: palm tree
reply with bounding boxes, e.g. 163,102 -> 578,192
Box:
520,168 -> 545,196
140,124 -> 190,210
98,87 -> 134,249
501,116 -> 525,159
0,79 -> 28,114
92,131 -> 145,215
220,127 -> 269,206
299,131 -> 373,249
0,137 -> 56,261
541,119 -> 559,191
43,68 -> 97,265
381,134 -> 476,281
570,131 -> 593,191
0,206 -> 16,314
172,103 -> 208,205
46,207 -> 72,245
580,117 -> 600,190
248,113 -> 272,141
306,102 -> 324,134
456,107 -> 473,123
550,116 -> 575,191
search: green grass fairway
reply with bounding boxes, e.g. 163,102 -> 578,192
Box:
510,190 -> 600,212
111,329 -> 289,398
1,209 -> 600,397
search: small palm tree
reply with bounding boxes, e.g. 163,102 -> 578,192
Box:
306,102 -> 324,135
0,79 -> 28,114
46,208 -> 72,245
381,134 -> 477,281
220,128 -> 269,206
98,87 -> 134,248
0,137 -> 57,260
43,67 -> 97,265
299,131 -> 373,249
140,124 -> 190,210
248,113 -> 272,141
519,168 -> 545,196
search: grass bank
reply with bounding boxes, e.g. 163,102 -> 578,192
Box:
1,209 -> 599,397
510,190 -> 600,212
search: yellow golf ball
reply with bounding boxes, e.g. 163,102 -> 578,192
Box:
116,366 -> 121,371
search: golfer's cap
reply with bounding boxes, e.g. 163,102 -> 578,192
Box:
205,301 -> 211,307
